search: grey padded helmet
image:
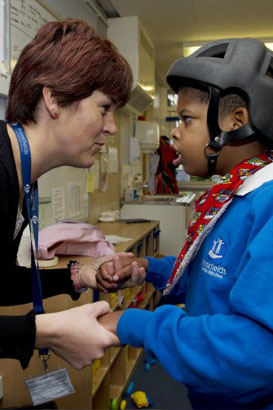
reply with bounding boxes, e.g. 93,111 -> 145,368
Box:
166,38 -> 273,174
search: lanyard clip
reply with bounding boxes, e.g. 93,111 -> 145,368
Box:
40,352 -> 51,373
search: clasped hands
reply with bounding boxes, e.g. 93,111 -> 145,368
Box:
96,253 -> 148,335
35,253 -> 147,370
79,251 -> 147,337
79,251 -> 147,292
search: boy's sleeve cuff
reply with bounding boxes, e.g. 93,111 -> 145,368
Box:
117,308 -> 153,347
145,257 -> 169,290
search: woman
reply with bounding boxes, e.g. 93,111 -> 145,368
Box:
0,18 -> 133,370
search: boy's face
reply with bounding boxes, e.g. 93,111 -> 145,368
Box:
171,88 -> 210,177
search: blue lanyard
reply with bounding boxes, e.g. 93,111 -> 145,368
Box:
10,123 -> 44,314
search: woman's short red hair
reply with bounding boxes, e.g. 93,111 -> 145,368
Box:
6,19 -> 133,124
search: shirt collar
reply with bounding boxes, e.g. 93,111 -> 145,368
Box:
236,162 -> 273,196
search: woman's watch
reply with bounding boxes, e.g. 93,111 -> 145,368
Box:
68,260 -> 88,293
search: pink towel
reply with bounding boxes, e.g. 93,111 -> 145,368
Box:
38,222 -> 114,259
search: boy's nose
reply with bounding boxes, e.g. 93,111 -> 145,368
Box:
170,127 -> 181,142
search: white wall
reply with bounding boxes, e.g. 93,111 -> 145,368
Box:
42,0 -> 103,32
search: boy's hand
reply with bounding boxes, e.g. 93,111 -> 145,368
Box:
96,256 -> 148,292
79,252 -> 134,290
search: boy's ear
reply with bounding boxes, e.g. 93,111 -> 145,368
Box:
220,107 -> 249,131
42,86 -> 60,118
232,107 -> 249,129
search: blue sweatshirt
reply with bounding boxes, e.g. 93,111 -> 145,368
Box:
117,177 -> 273,409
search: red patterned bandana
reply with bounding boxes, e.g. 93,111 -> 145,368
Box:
164,153 -> 273,295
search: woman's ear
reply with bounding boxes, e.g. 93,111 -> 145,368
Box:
42,86 -> 60,119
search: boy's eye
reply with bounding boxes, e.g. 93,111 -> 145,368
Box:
181,115 -> 192,124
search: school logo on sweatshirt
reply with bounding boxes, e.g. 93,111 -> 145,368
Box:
201,237 -> 227,279
208,237 -> 226,259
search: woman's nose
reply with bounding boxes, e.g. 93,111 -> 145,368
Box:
104,112 -> 117,136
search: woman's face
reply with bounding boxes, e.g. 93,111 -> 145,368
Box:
58,90 -> 117,168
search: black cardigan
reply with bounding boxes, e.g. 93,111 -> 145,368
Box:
0,121 -> 80,368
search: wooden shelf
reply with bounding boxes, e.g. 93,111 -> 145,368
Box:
110,346 -> 121,364
92,221 -> 160,410
92,365 -> 109,396
109,384 -> 124,403
125,348 -> 142,379
138,287 -> 154,309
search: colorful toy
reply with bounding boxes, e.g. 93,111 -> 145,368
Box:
146,395 -> 154,406
120,399 -> 127,409
144,355 -> 157,371
131,391 -> 149,408
110,398 -> 119,410
125,381 -> 134,396
144,362 -> 151,372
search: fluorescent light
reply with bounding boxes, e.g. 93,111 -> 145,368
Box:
265,42 -> 273,51
183,39 -> 273,57
182,42 -> 206,57
183,45 -> 202,57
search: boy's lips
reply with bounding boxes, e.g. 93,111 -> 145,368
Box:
173,153 -> 183,166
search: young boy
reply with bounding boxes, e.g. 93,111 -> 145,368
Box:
98,38 -> 273,409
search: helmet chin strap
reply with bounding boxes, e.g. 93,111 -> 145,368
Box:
205,86 -> 256,176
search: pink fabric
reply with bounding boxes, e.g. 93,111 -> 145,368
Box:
37,222 -> 115,259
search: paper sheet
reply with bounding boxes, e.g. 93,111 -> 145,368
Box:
108,146 -> 118,173
105,235 -> 132,244
52,187 -> 65,222
68,183 -> 83,218
93,160 -> 100,190
86,173 -> 95,193
129,137 -> 141,165
39,196 -> 52,230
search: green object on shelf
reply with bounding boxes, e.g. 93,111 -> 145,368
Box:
111,398 -> 119,410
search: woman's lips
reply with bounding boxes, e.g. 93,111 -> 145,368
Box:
94,143 -> 105,152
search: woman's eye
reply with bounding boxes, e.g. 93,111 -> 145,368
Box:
101,105 -> 111,115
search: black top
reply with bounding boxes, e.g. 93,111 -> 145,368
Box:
0,120 -> 80,368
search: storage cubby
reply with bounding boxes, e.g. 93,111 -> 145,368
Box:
92,372 -> 111,410
146,232 -> 153,256
153,227 -> 161,256
92,220 -> 160,409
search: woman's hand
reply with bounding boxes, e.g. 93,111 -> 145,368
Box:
79,252 -> 134,290
96,256 -> 148,292
35,301 -> 119,369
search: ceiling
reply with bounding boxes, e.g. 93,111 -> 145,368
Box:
108,0 -> 273,83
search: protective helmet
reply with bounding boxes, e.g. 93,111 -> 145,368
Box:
166,38 -> 273,174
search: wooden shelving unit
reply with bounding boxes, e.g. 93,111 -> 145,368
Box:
0,220 -> 160,409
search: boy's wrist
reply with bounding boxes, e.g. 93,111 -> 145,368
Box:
98,310 -> 124,336
140,257 -> 149,270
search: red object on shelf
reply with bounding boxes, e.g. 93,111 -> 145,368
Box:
136,292 -> 144,302
129,291 -> 144,308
